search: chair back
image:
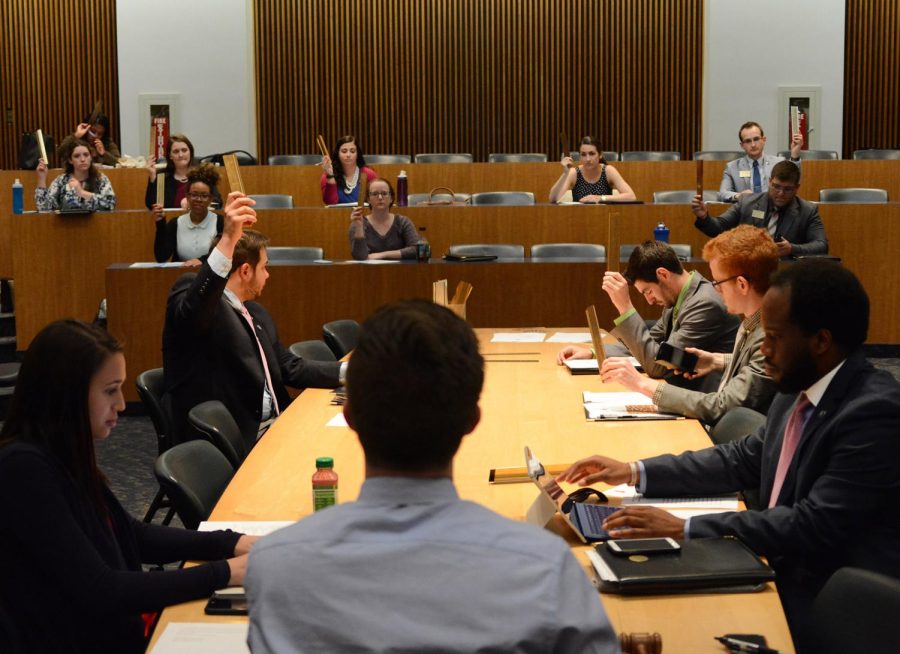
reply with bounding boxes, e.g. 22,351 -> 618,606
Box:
619,243 -> 691,261
569,151 -> 619,162
322,319 -> 361,358
267,154 -> 322,165
136,368 -> 174,455
154,440 -> 234,529
267,246 -> 324,262
488,153 -> 548,163
776,150 -> 839,160
188,400 -> 249,469
248,194 -> 294,209
620,151 -> 681,161
653,190 -> 718,203
407,191 -> 471,206
414,153 -> 474,163
365,154 -> 411,164
819,188 -> 888,203
531,243 -> 606,260
709,407 -> 767,446
289,340 -> 338,362
693,151 -> 744,161
852,148 -> 900,160
448,244 -> 525,260
471,191 -> 535,206
812,567 -> 900,653
200,150 -> 257,166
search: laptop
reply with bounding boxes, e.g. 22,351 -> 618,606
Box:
563,305 -> 607,375
524,446 -> 620,542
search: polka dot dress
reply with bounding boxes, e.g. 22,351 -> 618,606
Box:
573,165 -> 612,201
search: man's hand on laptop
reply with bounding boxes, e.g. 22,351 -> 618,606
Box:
557,455 -> 631,487
556,345 -> 593,365
603,506 -> 685,540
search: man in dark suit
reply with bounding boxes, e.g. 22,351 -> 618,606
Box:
558,260 -> 900,651
694,160 -> 828,257
162,192 -> 342,445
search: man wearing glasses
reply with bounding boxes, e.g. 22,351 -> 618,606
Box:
694,160 -> 828,258
717,121 -> 803,202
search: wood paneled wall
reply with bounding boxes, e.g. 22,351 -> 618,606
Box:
0,0 -> 119,170
255,0 -> 703,163
843,0 -> 900,154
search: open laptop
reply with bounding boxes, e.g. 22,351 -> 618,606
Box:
524,446 -> 619,542
563,305 -> 607,374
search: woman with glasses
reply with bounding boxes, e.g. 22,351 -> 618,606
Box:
349,178 -> 422,260
321,134 -> 378,205
145,134 -> 221,211
549,135 -> 636,204
152,163 -> 224,265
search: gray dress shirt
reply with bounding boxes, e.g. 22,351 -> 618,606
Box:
246,476 -> 619,653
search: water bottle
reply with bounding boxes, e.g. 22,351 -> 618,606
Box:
396,170 -> 408,207
312,457 -> 338,511
653,221 -> 670,243
12,178 -> 23,214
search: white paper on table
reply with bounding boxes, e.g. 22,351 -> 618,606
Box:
149,623 -> 249,654
565,359 -> 599,372
326,412 -> 348,427
546,332 -> 592,343
490,332 -> 546,343
129,261 -> 186,268
604,483 -> 739,511
581,391 -> 655,407
359,259 -> 402,264
198,521 -> 293,536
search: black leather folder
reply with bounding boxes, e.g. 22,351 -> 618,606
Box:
589,537 -> 775,595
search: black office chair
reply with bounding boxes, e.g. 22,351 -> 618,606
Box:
619,243 -> 691,261
267,154 -> 322,165
365,154 -> 412,164
201,150 -> 258,166
0,361 -> 20,420
620,151 -> 681,161
818,188 -> 888,203
693,151 -> 744,161
709,406 -> 767,509
812,567 -> 900,653
852,148 -> 900,160
154,440 -> 234,530
266,246 -> 324,262
249,194 -> 294,209
487,153 -> 548,163
570,151 -> 619,162
136,368 -> 176,524
188,400 -> 249,469
448,244 -> 526,260
323,319 -> 361,358
653,190 -> 719,203
776,149 -> 839,160
414,153 -> 474,163
470,192 -> 535,206
289,339 -> 338,362
530,243 -> 606,260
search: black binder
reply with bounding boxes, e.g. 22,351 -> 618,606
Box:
589,537 -> 775,595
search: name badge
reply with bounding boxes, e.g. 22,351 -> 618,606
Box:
739,170 -> 752,178
751,209 -> 766,219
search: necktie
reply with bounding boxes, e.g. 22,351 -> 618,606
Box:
752,160 -> 762,193
768,393 -> 813,508
239,305 -> 280,417
768,210 -> 779,236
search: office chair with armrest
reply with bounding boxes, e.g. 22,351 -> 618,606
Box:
289,340 -> 338,362
136,368 -> 176,524
530,243 -> 606,260
200,150 -> 258,166
323,319 -> 361,359
693,151 -> 744,161
620,151 -> 681,161
365,154 -> 412,164
414,153 -> 474,163
709,406 -> 767,509
248,194 -> 294,209
470,192 -> 535,206
653,190 -> 719,203
266,246 -> 324,262
267,154 -> 322,165
488,153 -> 548,163
818,188 -> 888,203
448,244 -> 526,260
154,440 -> 234,530
188,400 -> 250,470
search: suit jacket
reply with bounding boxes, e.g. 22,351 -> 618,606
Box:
717,153 -> 786,202
643,351 -> 900,645
162,263 -> 341,444
611,272 -> 739,380
655,312 -> 775,425
696,191 -> 828,256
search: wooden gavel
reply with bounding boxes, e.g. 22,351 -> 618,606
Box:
620,632 -> 662,654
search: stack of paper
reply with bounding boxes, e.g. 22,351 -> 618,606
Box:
604,483 -> 739,519
582,391 -> 677,420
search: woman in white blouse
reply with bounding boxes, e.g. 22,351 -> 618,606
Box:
151,163 -> 223,265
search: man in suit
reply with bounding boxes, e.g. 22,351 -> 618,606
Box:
162,191 -> 343,445
696,160 -> 828,257
557,241 -> 739,390
559,260 -> 900,651
600,226 -> 777,426
246,300 -> 619,653
717,121 -> 803,202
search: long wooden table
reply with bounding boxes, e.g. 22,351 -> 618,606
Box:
147,330 -> 795,652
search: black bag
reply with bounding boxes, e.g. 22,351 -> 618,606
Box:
18,132 -> 55,169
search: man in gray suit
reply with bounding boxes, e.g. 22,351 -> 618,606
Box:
599,226 -> 778,426
717,121 -> 803,202
558,241 -> 738,390
695,161 -> 828,258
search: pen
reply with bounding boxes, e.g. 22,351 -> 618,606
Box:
714,635 -> 780,653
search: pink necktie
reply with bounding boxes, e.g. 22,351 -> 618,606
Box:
768,393 -> 812,508
239,305 -> 280,417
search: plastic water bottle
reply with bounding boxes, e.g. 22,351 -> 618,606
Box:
396,170 -> 408,207
654,221 -> 670,243
312,457 -> 338,511
12,179 -> 23,214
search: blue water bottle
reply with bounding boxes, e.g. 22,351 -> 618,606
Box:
12,178 -> 23,214
654,221 -> 670,243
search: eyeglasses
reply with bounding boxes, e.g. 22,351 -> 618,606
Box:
741,136 -> 764,145
710,274 -> 747,288
770,183 -> 796,195
369,191 -> 391,198
188,193 -> 211,200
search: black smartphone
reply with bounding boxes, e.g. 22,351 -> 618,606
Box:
606,537 -> 681,555
205,589 -> 248,615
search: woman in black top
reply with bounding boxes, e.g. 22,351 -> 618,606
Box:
549,135 -> 636,203
0,320 -> 255,653
145,133 -> 222,210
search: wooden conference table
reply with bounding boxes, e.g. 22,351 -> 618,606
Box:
147,330 -> 794,653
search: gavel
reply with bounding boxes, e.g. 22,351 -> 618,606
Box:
620,632 -> 662,654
